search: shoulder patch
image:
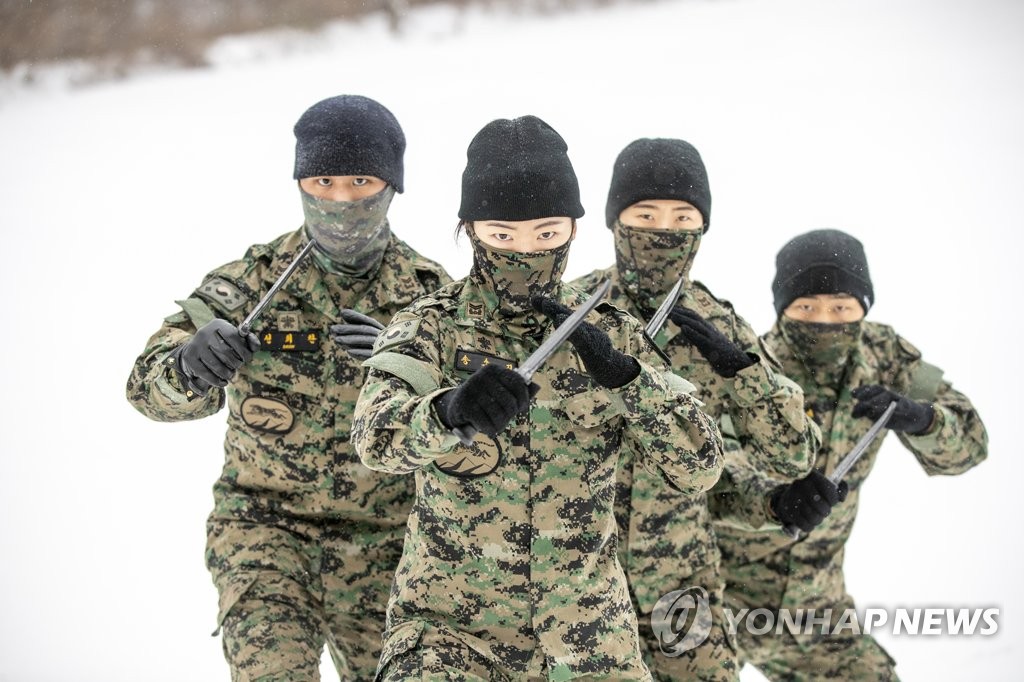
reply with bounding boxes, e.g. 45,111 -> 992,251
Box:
907,359 -> 944,402
196,277 -> 247,313
373,318 -> 422,353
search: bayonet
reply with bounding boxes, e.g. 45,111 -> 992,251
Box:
239,238 -> 318,336
644,274 -> 687,339
783,400 -> 898,539
452,279 -> 611,446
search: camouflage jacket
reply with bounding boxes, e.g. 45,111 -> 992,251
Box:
572,268 -> 817,614
351,275 -> 724,679
126,229 -> 450,524
711,321 -> 988,640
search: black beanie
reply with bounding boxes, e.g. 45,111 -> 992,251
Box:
458,115 -> 584,222
605,138 -> 712,231
772,229 -> 874,316
293,94 -> 405,193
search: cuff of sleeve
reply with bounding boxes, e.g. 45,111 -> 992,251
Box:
608,359 -> 676,418
728,356 -> 779,407
409,387 -> 462,456
904,404 -> 948,448
158,349 -> 205,403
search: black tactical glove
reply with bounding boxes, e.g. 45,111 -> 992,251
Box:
433,364 -> 539,437
668,307 -> 755,378
770,470 -> 849,533
531,296 -> 640,389
330,309 -> 384,360
174,318 -> 260,393
851,385 -> 934,435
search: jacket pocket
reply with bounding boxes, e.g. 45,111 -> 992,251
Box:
211,570 -> 260,636
562,390 -> 621,504
374,619 -> 426,681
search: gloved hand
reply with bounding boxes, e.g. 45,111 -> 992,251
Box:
770,470 -> 849,533
330,309 -> 385,359
851,385 -> 934,434
176,319 -> 260,393
531,296 -> 640,388
433,364 -> 539,437
668,307 -> 754,378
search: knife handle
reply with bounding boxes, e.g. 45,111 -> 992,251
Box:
452,425 -> 477,447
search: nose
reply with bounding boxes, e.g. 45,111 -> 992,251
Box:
509,241 -> 536,254
330,188 -> 360,202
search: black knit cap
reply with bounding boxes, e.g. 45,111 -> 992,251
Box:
772,229 -> 874,317
605,138 -> 712,231
459,115 -> 584,221
293,94 -> 405,193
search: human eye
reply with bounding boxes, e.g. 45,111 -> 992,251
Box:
316,177 -> 332,187
352,177 -> 369,186
493,233 -> 513,241
538,231 -> 557,240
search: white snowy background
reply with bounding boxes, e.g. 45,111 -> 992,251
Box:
1,0 -> 1021,679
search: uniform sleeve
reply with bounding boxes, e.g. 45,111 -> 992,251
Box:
124,303 -> 225,422
706,437 -> 786,531
613,317 -> 724,495
351,308 -> 460,473
897,351 -> 988,476
721,313 -> 819,480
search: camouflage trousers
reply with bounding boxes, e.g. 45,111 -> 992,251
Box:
207,517 -> 405,682
633,566 -> 739,682
375,620 -> 654,681
734,626 -> 898,681
722,569 -> 898,682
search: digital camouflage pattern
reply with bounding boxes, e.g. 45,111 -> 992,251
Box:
351,254 -> 725,681
126,227 -> 450,681
610,223 -> 702,313
573,261 -> 817,682
710,320 -> 988,680
302,185 -> 395,276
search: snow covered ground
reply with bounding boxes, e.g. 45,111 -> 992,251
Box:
1,0 -> 1021,679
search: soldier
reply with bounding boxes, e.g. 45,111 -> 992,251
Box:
351,115 -> 725,681
126,95 -> 451,681
710,229 -> 989,680
572,138 -> 817,681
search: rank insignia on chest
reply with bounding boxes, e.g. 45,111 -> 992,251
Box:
455,348 -> 515,373
467,302 -> 484,318
259,330 -> 320,351
276,311 -> 301,332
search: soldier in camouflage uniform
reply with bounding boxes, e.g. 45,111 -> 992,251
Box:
126,95 -> 451,681
710,229 -> 989,681
351,116 -> 725,681
572,138 -> 817,681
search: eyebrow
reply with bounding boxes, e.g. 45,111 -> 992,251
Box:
484,220 -> 564,230
630,203 -> 697,212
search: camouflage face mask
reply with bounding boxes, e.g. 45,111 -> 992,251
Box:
301,186 -> 395,277
614,222 -> 702,312
468,228 -> 572,316
780,317 -> 863,387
